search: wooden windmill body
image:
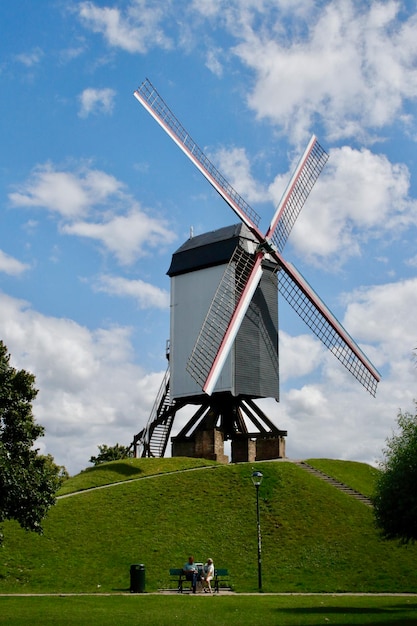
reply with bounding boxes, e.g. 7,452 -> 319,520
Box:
168,223 -> 279,400
166,223 -> 285,463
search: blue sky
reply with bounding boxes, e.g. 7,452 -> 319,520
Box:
1,0 -> 417,474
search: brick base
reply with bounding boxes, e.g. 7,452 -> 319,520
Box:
231,438 -> 256,463
171,428 -> 229,464
256,436 -> 286,460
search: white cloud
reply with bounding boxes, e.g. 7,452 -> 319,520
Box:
278,331 -> 324,382
0,250 -> 29,276
95,274 -> 170,309
62,207 -> 176,265
0,292 -> 162,475
15,47 -> 44,67
59,45 -> 86,63
260,340 -> 415,469
190,0 -> 223,18
9,164 -> 123,219
266,384 -> 387,464
406,254 -> 417,268
230,0 -> 417,143
77,0 -> 172,53
343,277 -> 417,362
205,48 -> 223,77
213,145 -> 270,205
8,164 -> 175,264
78,87 -> 116,118
277,146 -> 417,266
74,1 -> 417,146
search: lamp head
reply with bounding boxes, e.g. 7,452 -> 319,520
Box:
251,470 -> 263,487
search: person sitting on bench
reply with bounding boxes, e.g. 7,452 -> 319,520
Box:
183,555 -> 200,593
202,558 -> 214,593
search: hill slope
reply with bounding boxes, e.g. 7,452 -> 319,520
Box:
1,459 -> 416,594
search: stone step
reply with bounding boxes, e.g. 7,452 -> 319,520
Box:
293,460 -> 373,507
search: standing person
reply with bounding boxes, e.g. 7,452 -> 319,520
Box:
183,555 -> 200,593
202,558 -> 214,593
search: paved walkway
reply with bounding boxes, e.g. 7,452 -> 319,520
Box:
1,592 -> 417,597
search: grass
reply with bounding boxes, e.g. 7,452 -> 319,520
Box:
1,595 -> 417,625
1,458 -> 417,596
57,457 -> 219,496
306,458 -> 380,499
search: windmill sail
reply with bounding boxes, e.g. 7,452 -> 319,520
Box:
134,78 -> 380,398
134,79 -> 261,232
267,135 -> 329,252
185,135 -> 330,395
277,259 -> 380,396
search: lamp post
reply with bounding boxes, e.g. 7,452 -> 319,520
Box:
251,470 -> 263,592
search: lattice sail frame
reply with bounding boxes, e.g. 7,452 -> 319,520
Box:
134,78 -> 381,397
134,79 -> 261,231
277,262 -> 379,396
269,136 -> 329,253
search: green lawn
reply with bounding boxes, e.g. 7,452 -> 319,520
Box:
306,458 -> 380,499
1,595 -> 417,625
1,459 -> 416,596
57,457 -> 219,496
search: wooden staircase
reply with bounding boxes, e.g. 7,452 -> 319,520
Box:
294,460 -> 373,507
131,367 -> 179,458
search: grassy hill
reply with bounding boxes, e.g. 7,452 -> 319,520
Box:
57,457 -> 219,496
306,458 -> 380,498
1,458 -> 416,594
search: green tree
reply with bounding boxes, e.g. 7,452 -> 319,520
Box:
373,403 -> 417,542
89,443 -> 133,466
0,341 -> 63,543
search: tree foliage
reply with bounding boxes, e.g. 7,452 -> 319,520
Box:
0,341 -> 63,543
373,403 -> 417,542
89,443 -> 133,466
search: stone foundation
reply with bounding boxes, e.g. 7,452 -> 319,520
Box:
171,439 -> 196,458
256,436 -> 286,461
231,438 -> 256,463
171,428 -> 228,464
195,429 -> 228,463
172,431 -> 285,464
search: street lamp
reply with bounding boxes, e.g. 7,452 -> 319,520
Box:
251,470 -> 263,592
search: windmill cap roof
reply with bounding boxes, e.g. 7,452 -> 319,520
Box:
167,223 -> 257,277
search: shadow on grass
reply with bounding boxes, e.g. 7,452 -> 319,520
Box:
279,603 -> 417,614
277,602 -> 417,624
324,622 -> 417,625
83,463 -> 144,478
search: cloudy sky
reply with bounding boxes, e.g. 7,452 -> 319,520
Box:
1,0 -> 417,475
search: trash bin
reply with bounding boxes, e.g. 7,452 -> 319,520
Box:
130,563 -> 145,593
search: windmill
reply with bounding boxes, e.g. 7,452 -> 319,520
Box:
130,78 -> 380,463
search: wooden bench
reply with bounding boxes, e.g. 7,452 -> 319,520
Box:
169,567 -> 230,593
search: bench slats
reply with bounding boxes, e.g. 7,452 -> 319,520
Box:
169,569 -> 183,576
215,568 -> 228,576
